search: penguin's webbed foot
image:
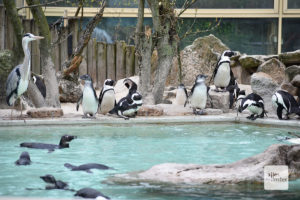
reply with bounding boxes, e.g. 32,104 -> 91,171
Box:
247,114 -> 255,120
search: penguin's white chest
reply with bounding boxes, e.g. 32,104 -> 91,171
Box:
175,89 -> 187,105
214,62 -> 231,87
82,87 -> 98,114
17,78 -> 29,96
99,90 -> 115,114
247,105 -> 263,115
190,84 -> 207,109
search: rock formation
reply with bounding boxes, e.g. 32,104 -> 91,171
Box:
107,144 -> 300,186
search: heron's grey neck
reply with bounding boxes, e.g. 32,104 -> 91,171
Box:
22,40 -> 31,80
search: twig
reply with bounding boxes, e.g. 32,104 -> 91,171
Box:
17,0 -> 63,11
177,0 -> 197,17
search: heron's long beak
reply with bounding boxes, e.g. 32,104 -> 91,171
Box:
33,36 -> 44,40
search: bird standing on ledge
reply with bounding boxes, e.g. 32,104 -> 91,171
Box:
6,33 -> 44,118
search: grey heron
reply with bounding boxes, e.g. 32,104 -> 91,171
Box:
6,33 -> 44,118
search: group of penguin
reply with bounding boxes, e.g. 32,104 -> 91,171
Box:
15,135 -> 111,200
77,75 -> 142,120
176,50 -> 300,120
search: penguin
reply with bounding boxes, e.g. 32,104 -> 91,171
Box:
238,93 -> 267,120
235,90 -> 246,110
40,175 -> 69,190
75,188 -> 110,199
98,79 -> 116,114
110,78 -> 142,120
272,90 -> 300,120
174,83 -> 188,105
15,151 -> 31,165
211,50 -> 235,92
76,74 -> 98,118
32,74 -> 46,98
226,78 -> 241,109
184,74 -> 209,115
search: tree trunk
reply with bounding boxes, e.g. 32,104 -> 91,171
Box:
63,1 -> 106,76
135,0 -> 154,104
3,0 -> 24,65
148,0 -> 178,104
26,0 -> 60,108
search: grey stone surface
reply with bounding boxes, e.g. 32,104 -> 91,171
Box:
279,50 -> 300,65
107,144 -> 300,185
208,88 -> 230,113
239,54 -> 263,69
291,74 -> 300,88
137,105 -> 164,116
181,34 -> 229,86
285,65 -> 300,82
281,82 -> 299,96
257,58 -> 285,84
58,78 -> 82,103
251,72 -> 279,114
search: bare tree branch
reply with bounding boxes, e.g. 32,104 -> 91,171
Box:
63,0 -> 106,76
177,0 -> 197,17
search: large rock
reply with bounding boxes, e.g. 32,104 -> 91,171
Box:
137,105 -> 164,116
239,54 -> 263,69
107,144 -> 300,185
279,50 -> 300,66
0,50 -> 13,108
27,107 -> 64,118
291,75 -> 300,88
285,65 -> 300,82
181,34 -> 229,86
281,82 -> 299,96
251,72 -> 279,113
257,58 -> 285,84
208,88 -> 230,113
231,65 -> 252,84
58,78 -> 82,103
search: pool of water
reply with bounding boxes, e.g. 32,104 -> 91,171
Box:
0,123 -> 299,200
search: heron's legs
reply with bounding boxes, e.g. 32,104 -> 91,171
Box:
10,102 -> 14,120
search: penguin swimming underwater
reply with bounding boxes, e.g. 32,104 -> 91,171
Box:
211,50 -> 235,92
238,93 -> 267,120
272,90 -> 300,120
76,74 -> 98,118
40,175 -> 69,190
75,188 -> 110,199
98,79 -> 116,114
174,84 -> 188,105
185,74 -> 209,115
110,78 -> 142,119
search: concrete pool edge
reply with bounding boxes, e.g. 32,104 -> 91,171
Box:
1,115 -> 300,128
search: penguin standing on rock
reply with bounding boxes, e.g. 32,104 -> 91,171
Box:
238,93 -> 267,120
98,79 -> 116,114
32,74 -> 46,98
272,90 -> 300,120
110,78 -> 142,120
76,74 -> 98,118
185,74 -> 209,115
174,83 -> 188,105
211,50 -> 235,92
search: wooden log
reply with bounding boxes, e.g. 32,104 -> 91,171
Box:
125,45 -> 135,77
32,22 -> 41,74
106,43 -> 116,80
97,42 -> 107,87
0,7 -> 5,50
116,40 -> 126,80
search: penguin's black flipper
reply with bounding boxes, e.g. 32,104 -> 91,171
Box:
98,87 -> 104,106
76,94 -> 83,111
207,86 -> 213,108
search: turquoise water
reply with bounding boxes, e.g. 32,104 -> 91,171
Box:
0,123 -> 300,200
